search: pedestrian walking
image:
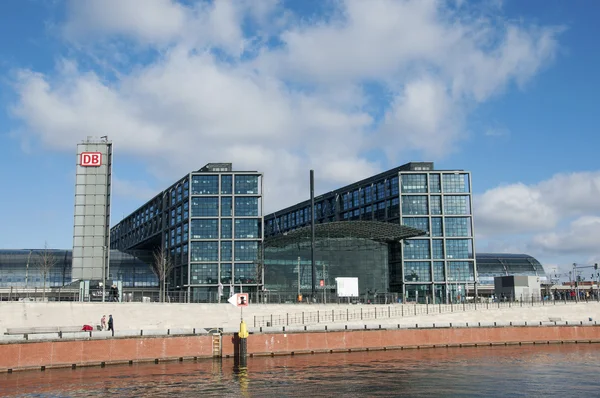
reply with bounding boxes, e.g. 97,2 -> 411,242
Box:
108,314 -> 114,336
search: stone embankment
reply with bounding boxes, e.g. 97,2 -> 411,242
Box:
2,301 -> 599,334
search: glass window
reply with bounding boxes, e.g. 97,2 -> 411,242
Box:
192,175 -> 219,195
404,261 -> 431,282
235,197 -> 259,216
220,263 -> 232,284
234,241 -> 258,261
432,239 -> 444,259
447,261 -> 474,281
191,197 -> 218,217
235,219 -> 261,238
445,217 -> 472,237
221,175 -> 232,194
442,174 -> 470,193
443,196 -> 471,215
430,196 -> 442,215
235,175 -> 258,194
234,263 -> 257,284
221,219 -> 232,239
191,219 -> 218,239
429,174 -> 441,193
190,241 -> 218,261
402,217 -> 429,235
403,239 -> 430,259
431,217 -> 443,237
221,241 -> 232,261
391,177 -> 399,195
221,197 -> 232,217
445,239 -> 473,259
401,196 -> 428,215
401,174 -> 427,193
433,261 -> 445,281
190,263 -> 218,284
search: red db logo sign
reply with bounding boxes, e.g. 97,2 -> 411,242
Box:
80,152 -> 102,167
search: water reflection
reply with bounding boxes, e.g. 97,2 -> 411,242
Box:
2,344 -> 600,397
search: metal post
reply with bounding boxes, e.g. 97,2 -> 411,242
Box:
310,170 -> 316,298
101,246 -> 106,303
297,256 -> 301,301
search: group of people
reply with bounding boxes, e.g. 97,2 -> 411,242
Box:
100,314 -> 114,335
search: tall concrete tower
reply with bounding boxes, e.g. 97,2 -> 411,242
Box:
72,136 -> 113,289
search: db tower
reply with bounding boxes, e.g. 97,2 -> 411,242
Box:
72,136 -> 114,301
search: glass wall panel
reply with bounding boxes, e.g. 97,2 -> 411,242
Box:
432,239 -> 444,259
221,175 -> 232,194
447,261 -> 474,281
192,175 -> 219,195
220,241 -> 232,261
429,196 -> 441,215
190,241 -> 219,261
443,196 -> 471,215
404,261 -> 431,282
191,197 -> 218,217
221,197 -> 232,217
402,217 -> 429,235
401,196 -> 428,215
403,239 -> 430,259
429,174 -> 441,193
190,263 -> 218,284
234,263 -> 256,284
191,219 -> 218,239
220,263 -> 232,284
235,175 -> 259,194
444,217 -> 472,237
234,241 -> 259,261
445,239 -> 473,259
431,217 -> 443,237
433,261 -> 445,281
221,219 -> 232,239
234,219 -> 260,238
235,197 -> 259,216
442,174 -> 470,193
401,174 -> 427,193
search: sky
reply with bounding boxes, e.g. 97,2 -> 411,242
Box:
1,0 -> 599,281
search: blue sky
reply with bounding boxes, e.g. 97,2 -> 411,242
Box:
1,0 -> 599,280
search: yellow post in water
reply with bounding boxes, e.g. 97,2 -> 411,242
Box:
239,319 -> 249,339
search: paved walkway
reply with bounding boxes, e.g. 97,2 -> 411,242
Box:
1,300 -> 599,335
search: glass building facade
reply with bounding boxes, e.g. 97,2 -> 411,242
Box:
0,249 -> 157,289
264,162 -> 476,303
265,239 -> 389,296
110,163 -> 263,302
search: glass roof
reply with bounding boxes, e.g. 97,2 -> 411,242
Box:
265,221 -> 426,248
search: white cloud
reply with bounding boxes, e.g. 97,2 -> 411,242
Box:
475,183 -> 558,235
10,0 -> 561,214
476,171 -> 600,264
63,0 -> 188,45
531,216 -> 600,255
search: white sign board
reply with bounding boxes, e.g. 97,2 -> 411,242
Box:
228,293 -> 249,307
336,277 -> 359,297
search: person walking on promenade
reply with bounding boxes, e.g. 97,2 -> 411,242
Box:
101,315 -> 107,331
108,314 -> 114,336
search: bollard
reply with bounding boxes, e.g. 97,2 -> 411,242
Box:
239,319 -> 249,362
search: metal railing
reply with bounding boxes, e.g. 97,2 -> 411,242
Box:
252,294 -> 600,328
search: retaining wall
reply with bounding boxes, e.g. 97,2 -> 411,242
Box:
2,324 -> 600,373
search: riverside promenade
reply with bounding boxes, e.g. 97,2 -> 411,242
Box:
2,300 -> 600,335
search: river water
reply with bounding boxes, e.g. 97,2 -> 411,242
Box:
1,344 -> 599,397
